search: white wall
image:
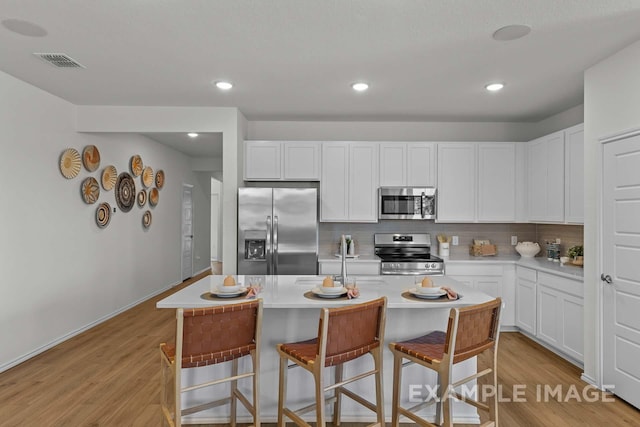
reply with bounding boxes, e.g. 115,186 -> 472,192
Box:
0,71 -> 209,371
583,39 -> 640,386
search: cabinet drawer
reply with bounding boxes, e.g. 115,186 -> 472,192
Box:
445,264 -> 504,276
516,266 -> 537,282
538,272 -> 583,298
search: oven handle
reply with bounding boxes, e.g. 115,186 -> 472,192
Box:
421,191 -> 427,218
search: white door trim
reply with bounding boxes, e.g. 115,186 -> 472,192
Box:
181,183 -> 194,281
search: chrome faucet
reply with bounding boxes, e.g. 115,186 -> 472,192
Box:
340,234 -> 348,286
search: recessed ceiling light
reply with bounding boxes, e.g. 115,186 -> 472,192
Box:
352,82 -> 369,92
492,24 -> 531,41
215,81 -> 233,90
485,83 -> 504,92
188,133 -> 199,138
1,19 -> 47,37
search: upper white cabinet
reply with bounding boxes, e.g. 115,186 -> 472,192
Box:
564,124 -> 584,223
320,142 -> 378,222
527,131 -> 565,222
244,141 -> 320,181
379,142 -> 436,187
437,142 -> 516,222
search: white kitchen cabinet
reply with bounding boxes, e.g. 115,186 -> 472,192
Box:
318,260 -> 381,275
515,267 -> 537,335
527,131 -> 565,222
477,143 -> 516,221
379,142 -> 436,187
446,263 -> 514,328
244,141 -> 320,181
437,142 -> 516,222
564,124 -> 584,223
437,143 -> 476,221
320,142 -> 379,222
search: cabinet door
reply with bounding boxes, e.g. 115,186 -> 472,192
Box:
545,131 -> 565,222
516,278 -> 537,335
478,143 -> 516,221
564,124 -> 584,223
244,141 -> 281,180
407,143 -> 436,187
320,143 -> 349,221
527,137 -> 547,221
476,277 -> 501,298
379,143 -> 407,186
560,292 -> 584,362
537,285 -> 561,347
437,143 -> 476,221
283,142 -> 320,180
349,143 -> 379,222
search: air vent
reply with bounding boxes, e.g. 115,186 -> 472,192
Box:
34,53 -> 85,68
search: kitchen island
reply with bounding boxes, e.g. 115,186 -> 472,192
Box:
157,275 -> 494,424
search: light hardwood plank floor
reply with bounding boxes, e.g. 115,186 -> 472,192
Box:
0,272 -> 638,426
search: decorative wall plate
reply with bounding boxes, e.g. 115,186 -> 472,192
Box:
115,172 -> 135,212
101,165 -> 117,190
81,177 -> 100,204
149,188 -> 159,207
142,166 -> 154,187
142,210 -> 152,228
96,202 -> 111,228
130,155 -> 143,177
155,169 -> 165,189
137,189 -> 147,207
82,145 -> 101,172
60,148 -> 81,179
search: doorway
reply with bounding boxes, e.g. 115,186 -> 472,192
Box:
210,177 -> 223,274
181,184 -> 194,281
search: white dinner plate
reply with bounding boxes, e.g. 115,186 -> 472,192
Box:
408,288 -> 447,299
211,287 -> 247,298
215,283 -> 244,294
311,287 -> 348,298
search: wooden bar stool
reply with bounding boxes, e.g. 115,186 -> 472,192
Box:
276,297 -> 387,427
389,298 -> 502,427
160,299 -> 263,427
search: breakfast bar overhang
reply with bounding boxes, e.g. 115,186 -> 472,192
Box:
156,275 -> 495,424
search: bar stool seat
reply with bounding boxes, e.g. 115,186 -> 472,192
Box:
277,297 -> 387,427
389,298 -> 502,427
160,299 -> 263,427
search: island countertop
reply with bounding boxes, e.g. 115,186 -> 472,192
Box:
156,274 -> 493,309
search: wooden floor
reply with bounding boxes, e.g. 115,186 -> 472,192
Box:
1,272 -> 638,426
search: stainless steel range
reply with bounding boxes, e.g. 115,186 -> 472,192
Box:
375,233 -> 445,275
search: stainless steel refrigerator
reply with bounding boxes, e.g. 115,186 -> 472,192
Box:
238,187 -> 318,275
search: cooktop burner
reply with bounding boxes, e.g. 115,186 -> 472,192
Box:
374,233 -> 445,275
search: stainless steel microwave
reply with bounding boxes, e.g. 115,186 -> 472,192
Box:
378,187 -> 437,220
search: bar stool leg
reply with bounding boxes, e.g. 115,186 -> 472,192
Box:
314,366 -> 326,427
333,364 -> 343,427
277,356 -> 287,427
489,350 -> 498,426
230,359 -> 238,427
435,373 -> 442,425
440,365 -> 453,427
373,350 -> 385,426
391,353 -> 402,427
252,349 -> 261,427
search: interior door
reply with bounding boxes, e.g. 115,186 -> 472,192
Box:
181,184 -> 194,281
602,132 -> 640,408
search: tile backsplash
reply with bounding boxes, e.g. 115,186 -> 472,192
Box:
319,221 -> 583,258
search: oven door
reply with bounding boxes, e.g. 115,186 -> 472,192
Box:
378,187 -> 436,220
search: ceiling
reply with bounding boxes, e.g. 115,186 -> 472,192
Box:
140,132 -> 222,158
2,1 -> 640,155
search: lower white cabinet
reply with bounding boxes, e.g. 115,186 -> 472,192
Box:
516,266 -> 584,363
318,260 -> 380,275
446,263 -> 515,328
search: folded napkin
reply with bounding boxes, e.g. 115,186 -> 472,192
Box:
347,286 -> 360,299
245,286 -> 261,299
440,286 -> 458,300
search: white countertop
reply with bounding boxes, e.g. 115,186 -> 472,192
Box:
156,274 -> 494,309
444,254 -> 584,279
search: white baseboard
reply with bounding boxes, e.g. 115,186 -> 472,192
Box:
580,373 -> 600,389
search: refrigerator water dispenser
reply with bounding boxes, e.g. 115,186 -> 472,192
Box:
244,230 -> 266,260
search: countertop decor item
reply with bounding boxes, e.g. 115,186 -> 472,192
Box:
80,177 -> 100,204
96,202 -> 111,228
515,241 -> 540,258
567,245 -> 584,266
130,154 -> 143,177
101,165 -> 117,190
59,148 -> 81,179
115,172 -> 135,212
142,166 -> 154,187
142,210 -> 152,228
155,169 -> 165,189
137,189 -> 147,207
82,145 -> 100,172
149,187 -> 159,207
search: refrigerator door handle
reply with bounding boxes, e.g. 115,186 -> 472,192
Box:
273,215 -> 279,275
266,216 -> 272,275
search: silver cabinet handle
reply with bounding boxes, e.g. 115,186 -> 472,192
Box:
601,273 -> 612,284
